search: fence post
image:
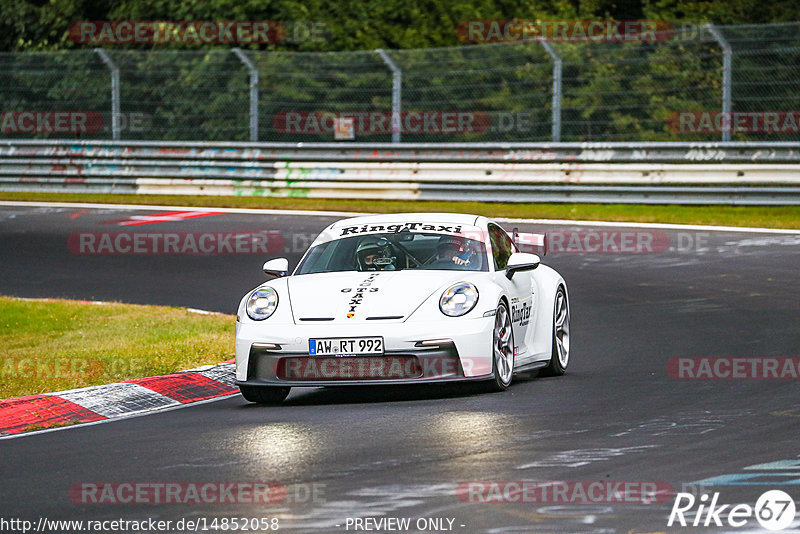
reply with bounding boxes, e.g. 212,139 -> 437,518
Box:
375,49 -> 402,143
706,24 -> 732,142
538,39 -> 562,142
94,48 -> 120,140
232,48 -> 259,142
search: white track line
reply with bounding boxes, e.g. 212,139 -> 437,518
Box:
1,200 -> 799,234
494,217 -> 800,234
0,200 -> 361,218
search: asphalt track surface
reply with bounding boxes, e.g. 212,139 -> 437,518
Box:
1,203 -> 799,533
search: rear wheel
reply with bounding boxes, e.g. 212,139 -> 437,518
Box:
542,285 -> 569,376
486,301 -> 514,391
239,386 -> 291,405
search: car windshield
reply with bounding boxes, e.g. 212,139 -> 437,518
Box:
295,232 -> 488,274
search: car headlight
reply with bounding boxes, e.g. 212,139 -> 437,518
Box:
246,287 -> 278,321
439,282 -> 479,317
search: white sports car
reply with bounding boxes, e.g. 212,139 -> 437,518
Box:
235,213 -> 570,404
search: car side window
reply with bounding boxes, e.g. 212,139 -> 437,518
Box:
488,224 -> 514,270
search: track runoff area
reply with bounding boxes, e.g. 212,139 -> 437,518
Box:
0,201 -> 798,533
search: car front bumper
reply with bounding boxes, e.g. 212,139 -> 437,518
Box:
235,316 -> 495,386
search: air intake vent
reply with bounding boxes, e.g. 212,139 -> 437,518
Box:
299,317 -> 335,321
366,316 -> 404,320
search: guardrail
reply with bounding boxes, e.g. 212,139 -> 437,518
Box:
1,140 -> 800,205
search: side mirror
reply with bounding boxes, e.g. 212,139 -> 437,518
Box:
263,258 -> 289,278
505,252 -> 540,279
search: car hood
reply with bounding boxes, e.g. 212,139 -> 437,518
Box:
287,270 -> 471,323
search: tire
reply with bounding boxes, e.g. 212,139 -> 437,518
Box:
239,385 -> 291,405
486,300 -> 514,392
541,285 -> 570,377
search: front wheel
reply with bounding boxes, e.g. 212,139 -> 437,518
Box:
542,285 -> 570,377
486,301 -> 514,391
239,385 -> 291,405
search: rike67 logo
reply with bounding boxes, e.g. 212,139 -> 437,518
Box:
668,490 -> 796,530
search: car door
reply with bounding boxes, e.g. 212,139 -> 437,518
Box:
488,224 -> 536,365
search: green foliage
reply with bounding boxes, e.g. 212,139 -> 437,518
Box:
2,0 -> 799,53
0,2 -> 798,142
0,296 -> 234,398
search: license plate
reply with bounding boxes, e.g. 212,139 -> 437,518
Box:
309,337 -> 384,356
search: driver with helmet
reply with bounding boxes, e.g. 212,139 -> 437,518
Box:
435,235 -> 475,267
356,239 -> 396,271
